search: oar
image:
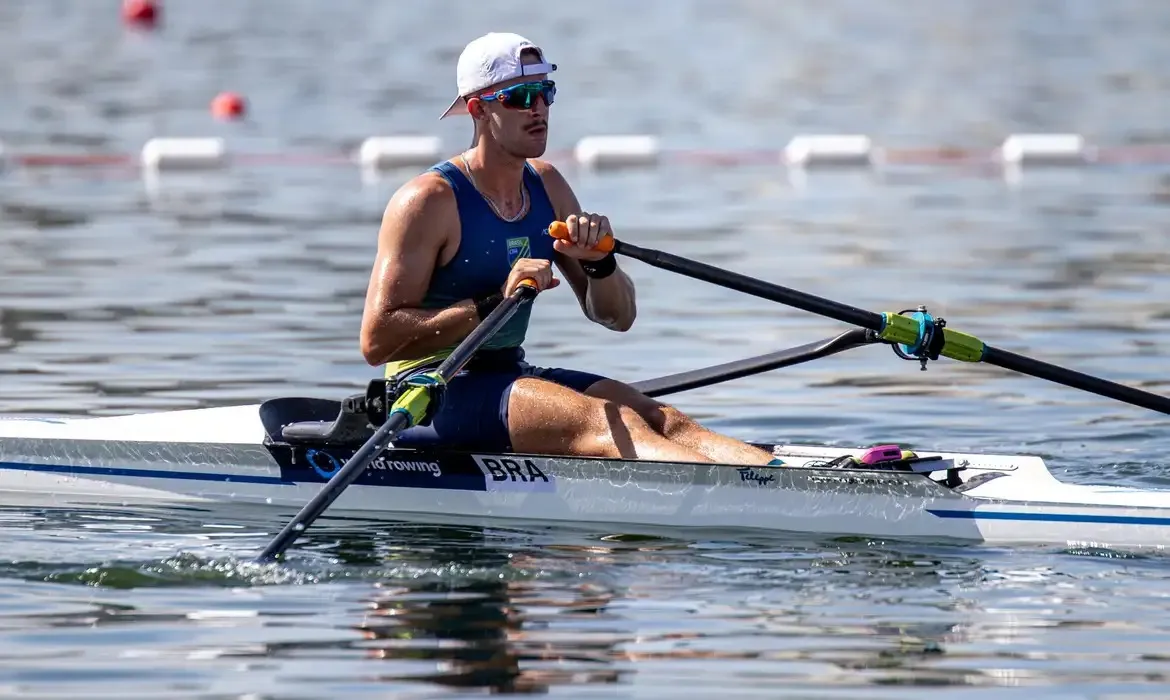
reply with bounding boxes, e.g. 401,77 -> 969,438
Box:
631,328 -> 875,397
254,280 -> 542,563
549,223 -> 1170,416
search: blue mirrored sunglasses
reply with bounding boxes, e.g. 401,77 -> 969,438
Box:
479,80 -> 556,110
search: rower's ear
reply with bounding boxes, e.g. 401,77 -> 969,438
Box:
466,97 -> 485,120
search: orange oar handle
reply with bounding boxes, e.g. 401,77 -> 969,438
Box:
548,221 -> 616,254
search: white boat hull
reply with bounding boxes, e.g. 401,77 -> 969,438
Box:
1,399 -> 1168,549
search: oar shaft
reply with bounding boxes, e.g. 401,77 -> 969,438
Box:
255,282 -> 540,563
984,345 -> 1170,415
617,241 -> 885,332
547,222 -> 1170,418
437,284 -> 539,375
633,235 -> 1170,415
631,329 -> 874,397
254,409 -> 412,562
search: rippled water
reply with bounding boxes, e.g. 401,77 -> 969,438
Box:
3,0 -> 1170,696
4,510 -> 1170,698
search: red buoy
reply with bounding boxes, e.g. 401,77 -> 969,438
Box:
122,0 -> 159,28
211,92 -> 246,121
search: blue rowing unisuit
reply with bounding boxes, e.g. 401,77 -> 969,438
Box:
384,159 -> 559,377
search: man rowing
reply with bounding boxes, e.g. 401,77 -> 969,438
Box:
360,31 -> 781,466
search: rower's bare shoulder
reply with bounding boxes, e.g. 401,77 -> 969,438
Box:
525,158 -> 581,214
381,171 -> 455,226
526,158 -> 572,189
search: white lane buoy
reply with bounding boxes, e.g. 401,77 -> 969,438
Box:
141,137 -> 228,171
999,133 -> 1089,166
574,135 -> 660,169
357,136 -> 444,170
784,134 -> 875,168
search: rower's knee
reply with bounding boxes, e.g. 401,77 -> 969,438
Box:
584,379 -> 696,439
618,400 -> 696,441
587,400 -> 657,459
654,405 -> 697,439
559,395 -> 651,459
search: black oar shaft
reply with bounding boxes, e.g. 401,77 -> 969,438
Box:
255,284 -> 539,563
255,410 -> 411,563
616,241 -> 886,332
631,329 -> 874,397
984,345 -> 1170,415
586,234 -> 1170,419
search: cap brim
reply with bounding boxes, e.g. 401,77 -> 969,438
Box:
439,95 -> 466,119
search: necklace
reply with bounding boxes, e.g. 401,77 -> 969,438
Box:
460,152 -> 528,223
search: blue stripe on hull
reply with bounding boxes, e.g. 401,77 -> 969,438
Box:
0,461 -> 291,486
928,508 -> 1170,527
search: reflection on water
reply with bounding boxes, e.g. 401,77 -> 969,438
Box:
1,510 -> 1170,696
357,579 -> 625,691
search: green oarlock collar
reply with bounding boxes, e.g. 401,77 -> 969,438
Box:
389,372 -> 447,428
879,312 -> 986,364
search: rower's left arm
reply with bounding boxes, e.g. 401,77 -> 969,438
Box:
530,160 -> 637,332
571,254 -> 637,332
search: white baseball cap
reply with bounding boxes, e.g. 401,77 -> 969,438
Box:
439,32 -> 557,119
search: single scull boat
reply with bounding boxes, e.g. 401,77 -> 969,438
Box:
2,226 -> 1168,558
0,354 -> 1167,549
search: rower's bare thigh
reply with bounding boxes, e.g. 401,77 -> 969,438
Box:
506,377 -> 638,456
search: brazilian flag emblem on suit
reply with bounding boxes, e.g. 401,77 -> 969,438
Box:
506,236 -> 530,266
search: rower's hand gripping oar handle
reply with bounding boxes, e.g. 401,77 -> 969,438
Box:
548,221 -> 616,254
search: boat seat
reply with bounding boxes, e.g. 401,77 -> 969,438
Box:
259,381 -> 389,448
279,398 -> 375,446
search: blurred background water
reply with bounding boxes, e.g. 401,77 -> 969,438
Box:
2,0 -> 1170,697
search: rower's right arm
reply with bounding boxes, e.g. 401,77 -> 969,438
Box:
359,174 -> 478,366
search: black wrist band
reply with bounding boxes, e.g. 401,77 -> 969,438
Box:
473,291 -> 503,321
580,251 -> 617,279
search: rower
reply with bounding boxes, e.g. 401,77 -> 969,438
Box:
359,31 -> 781,466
